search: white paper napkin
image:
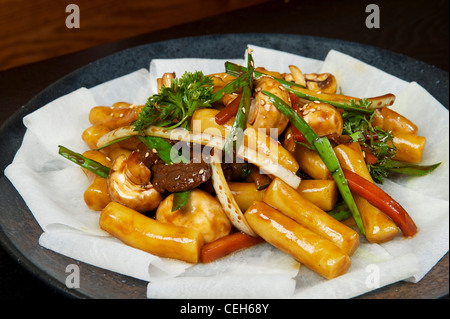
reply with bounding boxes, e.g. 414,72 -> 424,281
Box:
149,58 -> 244,95
147,243 -> 299,299
39,230 -> 191,282
4,44 -> 449,299
247,44 -> 323,74
90,68 -> 153,106
319,49 -> 410,97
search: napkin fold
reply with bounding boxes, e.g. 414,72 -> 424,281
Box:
4,44 -> 449,299
147,243 -> 299,299
39,230 -> 191,282
319,49 -> 409,97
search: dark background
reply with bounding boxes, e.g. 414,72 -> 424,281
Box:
0,0 -> 448,299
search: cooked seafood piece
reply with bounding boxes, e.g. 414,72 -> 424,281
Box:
249,76 -> 291,137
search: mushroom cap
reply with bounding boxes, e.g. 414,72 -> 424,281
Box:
305,73 -> 337,94
107,155 -> 162,212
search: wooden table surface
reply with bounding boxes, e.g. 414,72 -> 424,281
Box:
0,0 -> 448,300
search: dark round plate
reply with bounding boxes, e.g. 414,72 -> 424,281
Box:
0,33 -> 448,299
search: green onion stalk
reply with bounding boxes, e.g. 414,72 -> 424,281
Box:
225,61 -> 306,90
210,70 -> 253,103
58,145 -> 110,178
225,61 -> 373,115
286,88 -> 374,114
60,135 -> 192,212
222,51 -> 255,160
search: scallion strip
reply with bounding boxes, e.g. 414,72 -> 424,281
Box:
211,70 -> 253,103
223,84 -> 252,159
138,136 -> 188,164
286,88 -> 374,114
226,61 -> 373,115
225,61 -> 306,90
327,201 -> 352,222
95,135 -> 133,150
222,51 -> 254,159
171,190 -> 190,211
58,145 -> 110,179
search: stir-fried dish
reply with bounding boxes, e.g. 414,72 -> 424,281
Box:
59,50 -> 440,279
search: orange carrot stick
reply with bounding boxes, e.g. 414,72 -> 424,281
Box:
200,231 -> 264,263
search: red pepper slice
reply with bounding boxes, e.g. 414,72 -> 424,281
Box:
361,146 -> 378,165
289,92 -> 300,105
291,124 -> 307,143
342,168 -> 417,237
215,93 -> 242,125
288,92 -> 307,142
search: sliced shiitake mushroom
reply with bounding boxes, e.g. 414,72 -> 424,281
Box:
305,73 -> 337,94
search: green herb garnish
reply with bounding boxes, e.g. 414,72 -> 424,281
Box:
369,158 -> 441,184
327,201 -> 352,222
133,71 -> 214,132
342,108 -> 397,183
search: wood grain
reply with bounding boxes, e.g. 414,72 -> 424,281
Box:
0,0 -> 270,71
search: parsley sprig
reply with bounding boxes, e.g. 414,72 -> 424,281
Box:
134,71 -> 214,132
342,108 -> 397,182
342,103 -> 390,145
342,108 -> 440,183
369,158 -> 441,184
